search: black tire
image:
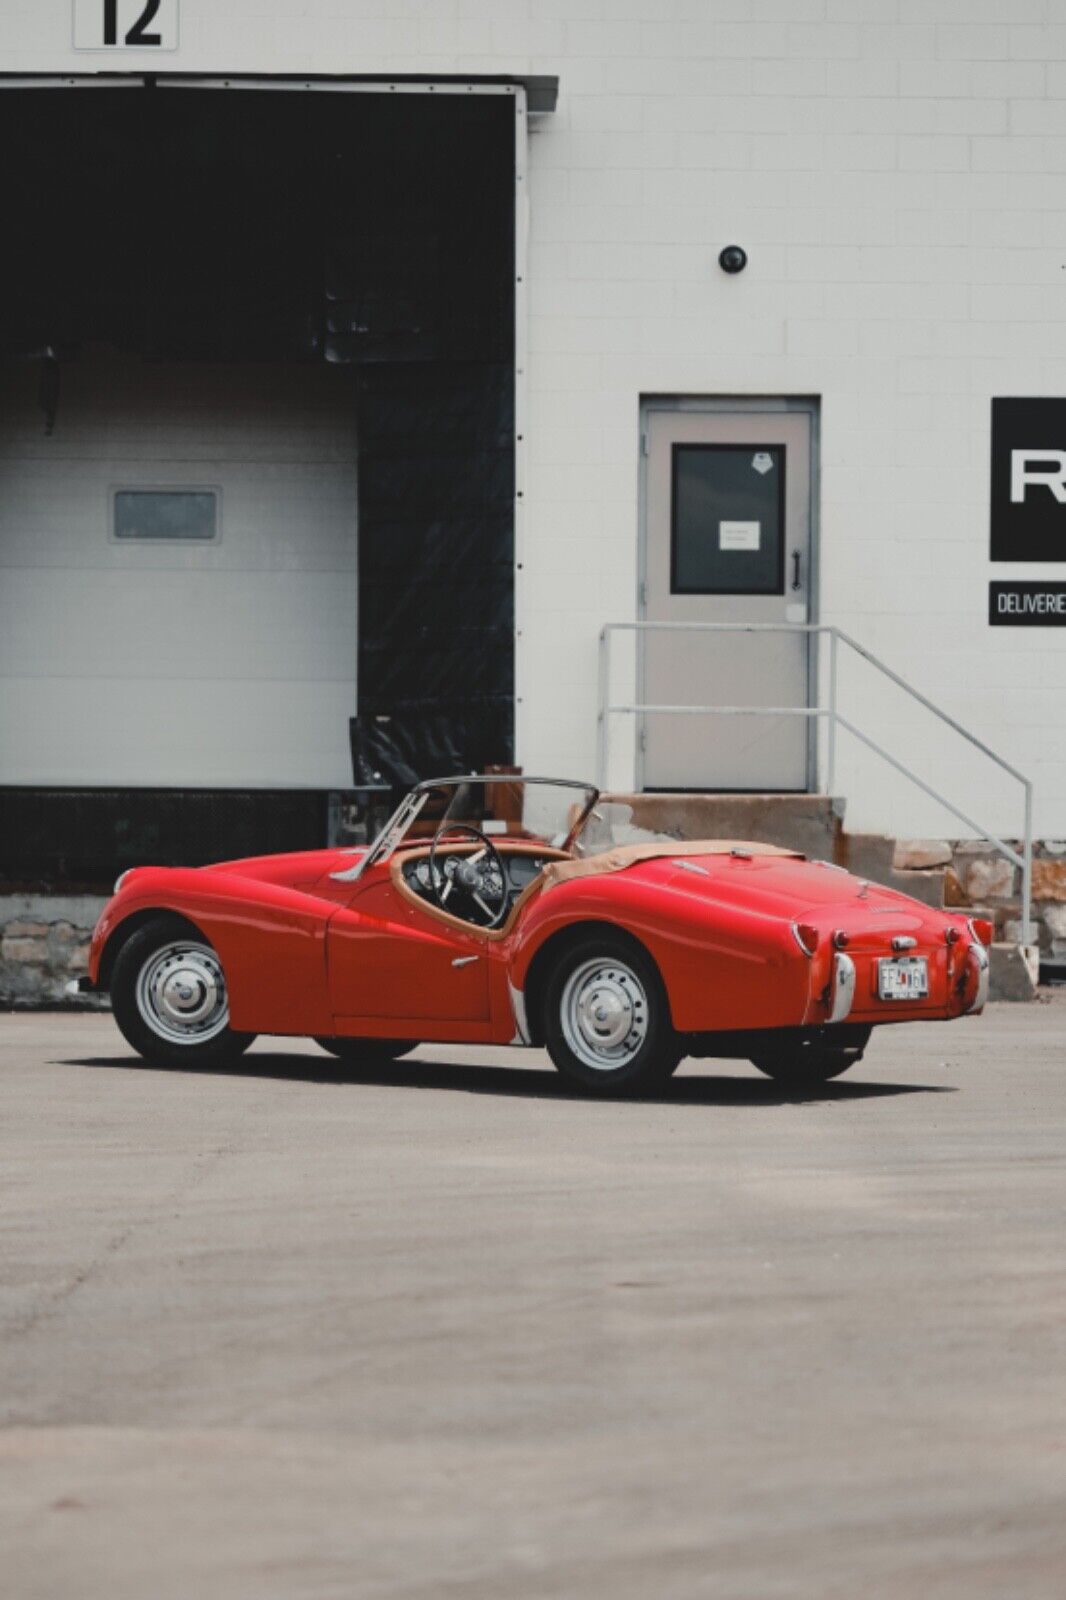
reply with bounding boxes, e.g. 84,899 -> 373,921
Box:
750,1048 -> 857,1087
314,1037 -> 417,1063
110,914 -> 255,1069
543,932 -> 680,1095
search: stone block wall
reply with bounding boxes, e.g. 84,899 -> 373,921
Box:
894,839 -> 1066,958
0,895 -> 109,1008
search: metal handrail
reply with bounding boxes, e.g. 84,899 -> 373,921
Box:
597,621 -> 1034,946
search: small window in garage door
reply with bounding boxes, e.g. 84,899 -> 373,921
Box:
113,488 -> 219,542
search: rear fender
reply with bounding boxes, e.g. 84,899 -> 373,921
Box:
509,876 -> 810,1033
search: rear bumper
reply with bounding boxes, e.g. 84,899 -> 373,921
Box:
810,934 -> 987,1027
841,947 -> 983,1024
965,940 -> 990,1015
828,952 -> 856,1023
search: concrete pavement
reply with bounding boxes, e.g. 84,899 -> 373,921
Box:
2,1002 -> 1065,1598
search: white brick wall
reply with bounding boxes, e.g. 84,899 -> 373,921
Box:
3,2 -> 1066,839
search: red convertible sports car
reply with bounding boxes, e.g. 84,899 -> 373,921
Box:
81,775 -> 990,1095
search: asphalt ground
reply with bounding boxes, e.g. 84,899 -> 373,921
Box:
2,1000 -> 1065,1600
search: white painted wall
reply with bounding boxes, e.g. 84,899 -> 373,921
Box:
0,353 -> 358,786
3,2 -> 1066,839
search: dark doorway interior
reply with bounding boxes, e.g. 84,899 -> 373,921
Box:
0,84 -> 515,886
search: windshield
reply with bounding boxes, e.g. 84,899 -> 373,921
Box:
345,775 -> 601,880
572,799 -> 679,853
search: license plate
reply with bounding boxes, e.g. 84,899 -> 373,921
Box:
878,956 -> 928,1000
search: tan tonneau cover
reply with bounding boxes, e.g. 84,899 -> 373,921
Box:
543,838 -> 802,891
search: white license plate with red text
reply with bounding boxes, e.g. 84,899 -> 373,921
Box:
878,956 -> 928,1000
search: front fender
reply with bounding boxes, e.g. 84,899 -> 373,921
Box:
91,867 -> 335,1036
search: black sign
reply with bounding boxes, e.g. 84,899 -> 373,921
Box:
991,397 -> 1066,562
989,581 -> 1066,626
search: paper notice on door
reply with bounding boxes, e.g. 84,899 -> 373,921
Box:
719,520 -> 761,551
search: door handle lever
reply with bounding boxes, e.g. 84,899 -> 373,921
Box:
791,550 -> 802,591
451,955 -> 480,968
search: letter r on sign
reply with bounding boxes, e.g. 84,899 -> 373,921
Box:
1010,449 -> 1066,503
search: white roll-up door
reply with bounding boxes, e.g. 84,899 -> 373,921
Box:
0,349 -> 359,787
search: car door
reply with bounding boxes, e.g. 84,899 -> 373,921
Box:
326,874 -> 491,1027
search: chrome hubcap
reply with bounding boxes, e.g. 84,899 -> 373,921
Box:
560,957 -> 649,1071
135,942 -> 229,1045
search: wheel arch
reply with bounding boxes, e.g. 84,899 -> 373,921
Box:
97,908 -> 211,991
520,919 -> 671,1046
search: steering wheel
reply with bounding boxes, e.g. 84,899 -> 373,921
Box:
429,823 -> 509,929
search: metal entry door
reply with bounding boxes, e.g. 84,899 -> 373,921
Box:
640,403 -> 814,791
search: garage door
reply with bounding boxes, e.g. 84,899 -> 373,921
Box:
0,350 -> 359,787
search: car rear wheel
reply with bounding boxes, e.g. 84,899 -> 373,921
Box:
750,1047 -> 858,1087
314,1037 -> 416,1063
111,914 -> 254,1069
543,935 -> 679,1095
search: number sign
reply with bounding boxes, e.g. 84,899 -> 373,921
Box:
73,0 -> 178,49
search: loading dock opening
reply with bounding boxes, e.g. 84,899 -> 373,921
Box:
0,76 -> 524,886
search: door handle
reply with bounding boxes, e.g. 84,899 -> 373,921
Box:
791,550 -> 802,591
451,955 -> 480,968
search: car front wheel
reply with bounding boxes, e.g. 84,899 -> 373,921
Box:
544,935 -> 679,1095
111,915 -> 254,1069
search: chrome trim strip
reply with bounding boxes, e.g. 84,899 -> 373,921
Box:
508,980 -> 531,1046
891,935 -> 917,951
791,921 -> 815,957
829,953 -> 856,1024
673,859 -> 711,877
452,955 -> 479,968
330,790 -> 429,882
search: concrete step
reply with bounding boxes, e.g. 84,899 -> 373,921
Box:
600,793 -> 843,861
881,866 -> 948,909
838,831 -> 895,881
990,942 -> 1040,1001
837,832 -> 947,908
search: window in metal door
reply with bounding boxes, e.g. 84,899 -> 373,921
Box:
640,403 -> 815,793
671,444 -> 785,596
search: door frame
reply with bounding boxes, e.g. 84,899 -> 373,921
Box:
637,395 -> 822,793
0,71 -> 537,826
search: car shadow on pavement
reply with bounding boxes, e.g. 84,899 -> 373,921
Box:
59,1053 -> 956,1106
